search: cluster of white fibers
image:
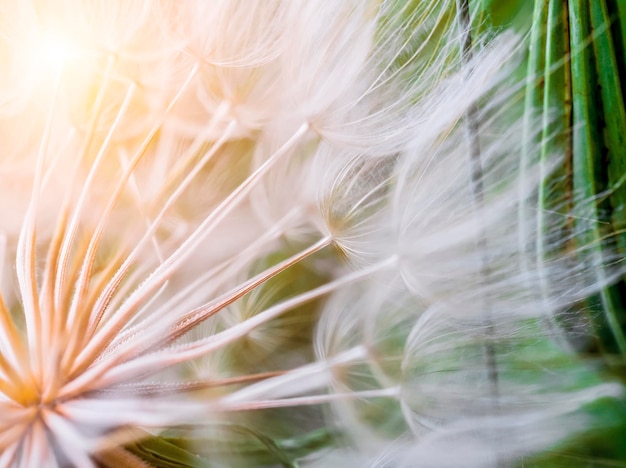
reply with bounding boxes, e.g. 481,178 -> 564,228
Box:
0,0 -> 619,466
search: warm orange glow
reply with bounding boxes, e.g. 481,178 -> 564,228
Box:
19,24 -> 102,102
39,31 -> 82,65
28,28 -> 86,69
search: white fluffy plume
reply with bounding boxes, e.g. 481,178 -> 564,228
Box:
0,0 -> 619,466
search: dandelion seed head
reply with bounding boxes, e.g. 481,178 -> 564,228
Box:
0,0 -> 621,465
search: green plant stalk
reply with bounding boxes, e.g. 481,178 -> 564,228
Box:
457,0 -> 501,408
590,0 -> 626,255
614,0 -> 626,74
539,0 -> 571,230
523,0 -> 549,168
569,0 -> 626,354
533,0 -> 573,341
520,0 -> 548,265
126,426 -> 336,468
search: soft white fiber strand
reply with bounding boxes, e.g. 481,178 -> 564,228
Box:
0,0 -> 619,465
